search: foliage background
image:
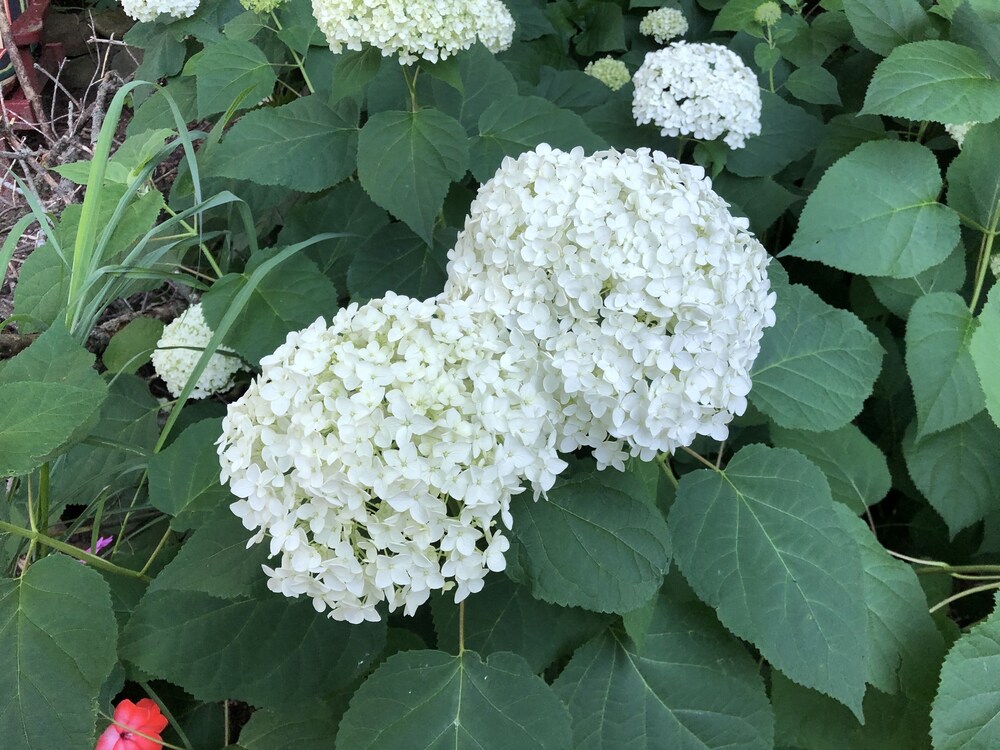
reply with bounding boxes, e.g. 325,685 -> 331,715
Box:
2,0 -> 1000,747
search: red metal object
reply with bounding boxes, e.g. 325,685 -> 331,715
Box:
10,0 -> 45,46
1,0 -> 65,130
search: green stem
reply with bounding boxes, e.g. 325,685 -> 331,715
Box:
969,210 -> 999,313
914,121 -> 929,143
140,681 -> 193,750
929,580 -> 1000,614
0,519 -> 150,580
271,12 -> 316,95
680,445 -> 719,472
458,600 -> 465,655
36,463 -> 50,557
655,454 -> 679,489
162,205 -> 222,279
404,65 -> 420,113
138,526 -> 172,577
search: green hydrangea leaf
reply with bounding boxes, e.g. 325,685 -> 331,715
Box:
770,424 -> 891,513
0,324 -> 108,477
842,0 -> 933,56
750,284 -> 883,431
862,40 -> 1000,124
785,64 -> 842,105
329,47 -> 383,102
906,292 -> 985,439
201,248 -> 337,364
336,650 -> 572,749
430,45 -> 519,132
971,286 -> 1000,429
552,583 -> 774,749
239,702 -> 343,750
784,141 -> 959,278
357,109 -> 470,244
191,38 -> 277,118
471,95 -> 607,182
0,556 -> 118,750
668,445 -> 868,717
103,317 -> 164,374
947,120 -> 1000,233
868,245 -> 967,319
726,92 -> 823,178
148,418 -> 231,531
903,414 -> 1000,535
121,587 -> 385,709
931,595 -> 1000,750
507,464 -> 671,614
431,576 -> 610,672
346,222 -> 455,302
206,97 -> 359,192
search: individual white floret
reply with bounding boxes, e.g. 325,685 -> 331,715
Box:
444,144 -> 776,469
584,57 -> 631,91
632,42 -> 762,149
120,0 -> 199,22
218,293 -> 566,623
639,7 -> 688,44
311,0 -> 515,65
945,122 -> 975,148
151,303 -> 244,399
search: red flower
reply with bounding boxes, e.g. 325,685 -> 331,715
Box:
95,698 -> 169,750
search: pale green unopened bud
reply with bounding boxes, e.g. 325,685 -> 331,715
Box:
241,0 -> 284,13
754,1 -> 782,26
584,57 -> 631,91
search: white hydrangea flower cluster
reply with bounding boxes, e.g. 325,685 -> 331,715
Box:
945,122 -> 975,148
632,42 -> 762,149
584,57 -> 631,91
218,293 -> 565,624
639,7 -> 688,43
151,303 -> 244,400
120,0 -> 199,22
311,0 -> 515,64
444,145 -> 776,469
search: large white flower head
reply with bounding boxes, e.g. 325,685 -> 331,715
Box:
311,0 -> 515,64
151,303 -> 244,399
584,57 -> 631,91
218,293 -> 565,624
632,42 -> 762,149
639,7 -> 688,44
120,0 -> 198,22
444,145 -> 776,469
945,122 -> 976,148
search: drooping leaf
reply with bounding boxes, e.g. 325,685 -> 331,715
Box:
842,0 -> 932,56
335,650 -> 572,749
201,249 -> 338,364
121,587 -> 385,709
784,141 -> 959,278
0,324 -> 108,477
750,284 -> 883,431
862,40 -> 1000,124
770,424 -> 891,513
668,445 -> 868,716
785,64 -> 842,105
239,702 -> 342,750
904,415 -> 1000,535
906,292 -> 985,438
712,174 -> 799,235
147,418 -> 231,531
471,95 -> 607,181
552,583 -> 774,750
430,45 -> 519,132
0,556 -> 118,750
207,97 -> 359,192
103,318 -> 165,374
357,109 -> 469,244
431,576 -> 610,672
573,2 -> 626,56
971,285 -> 1000,429
930,595 -> 1000,750
191,39 -> 277,118
507,465 -> 671,614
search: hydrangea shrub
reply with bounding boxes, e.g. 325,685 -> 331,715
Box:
2,0 -> 1000,748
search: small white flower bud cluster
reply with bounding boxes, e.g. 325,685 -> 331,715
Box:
120,0 -> 199,22
219,293 -> 566,623
445,145 -> 776,470
639,7 -> 688,43
632,42 -> 762,149
310,0 -> 515,64
151,303 -> 244,399
584,57 -> 631,91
